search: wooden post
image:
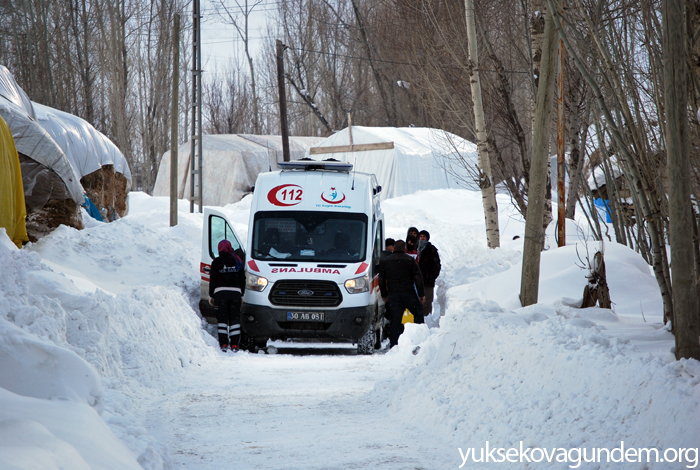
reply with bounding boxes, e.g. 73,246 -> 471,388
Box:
170,14 -> 180,227
557,35 -> 566,247
347,113 -> 353,151
276,40 -> 290,162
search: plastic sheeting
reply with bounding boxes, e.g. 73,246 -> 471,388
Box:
0,115 -> 28,247
307,126 -> 479,200
33,102 -> 132,184
153,134 -> 323,206
0,99 -> 84,205
0,65 -> 34,119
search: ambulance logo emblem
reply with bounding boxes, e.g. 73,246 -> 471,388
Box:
321,187 -> 346,204
268,184 -> 303,206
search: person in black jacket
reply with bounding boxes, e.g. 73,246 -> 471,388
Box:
378,239 -> 425,348
417,230 -> 441,317
379,238 -> 395,264
209,239 -> 246,352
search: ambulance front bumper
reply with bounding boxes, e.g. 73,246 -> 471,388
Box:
240,303 -> 374,342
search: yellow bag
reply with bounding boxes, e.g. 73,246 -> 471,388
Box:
401,309 -> 414,324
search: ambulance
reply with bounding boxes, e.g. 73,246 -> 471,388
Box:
200,159 -> 386,354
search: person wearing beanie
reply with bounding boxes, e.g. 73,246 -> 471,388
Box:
405,234 -> 419,259
380,237 -> 395,264
417,230 -> 441,317
378,239 -> 425,348
209,239 -> 246,352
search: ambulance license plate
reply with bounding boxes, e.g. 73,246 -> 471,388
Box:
287,311 -> 324,322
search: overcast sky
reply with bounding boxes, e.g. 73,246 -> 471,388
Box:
199,0 -> 273,76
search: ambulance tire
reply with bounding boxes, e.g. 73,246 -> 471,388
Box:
238,333 -> 255,352
255,337 -> 269,352
357,325 -> 375,355
374,326 -> 382,350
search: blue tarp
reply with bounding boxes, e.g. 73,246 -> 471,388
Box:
594,198 -> 612,223
82,195 -> 103,222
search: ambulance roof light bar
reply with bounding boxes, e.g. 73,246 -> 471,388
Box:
278,158 -> 353,172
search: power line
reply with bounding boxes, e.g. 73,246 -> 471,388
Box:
285,46 -> 530,74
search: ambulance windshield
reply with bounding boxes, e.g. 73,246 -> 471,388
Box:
252,211 -> 367,262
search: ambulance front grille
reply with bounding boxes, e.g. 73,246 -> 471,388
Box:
268,280 -> 342,307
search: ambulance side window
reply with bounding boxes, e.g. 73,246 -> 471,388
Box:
372,219 -> 383,275
209,215 -> 242,258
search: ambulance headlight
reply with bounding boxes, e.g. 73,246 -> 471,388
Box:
345,273 -> 369,294
246,272 -> 268,292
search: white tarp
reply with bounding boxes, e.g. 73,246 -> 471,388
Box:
0,66 -> 84,205
306,126 -> 479,200
0,99 -> 83,205
154,134 -> 323,206
0,65 -> 34,119
33,102 -> 131,183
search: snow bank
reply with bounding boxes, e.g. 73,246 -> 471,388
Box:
378,237 -> 699,469
0,195 -> 217,468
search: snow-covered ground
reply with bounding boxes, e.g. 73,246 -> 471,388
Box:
1,188 -> 698,469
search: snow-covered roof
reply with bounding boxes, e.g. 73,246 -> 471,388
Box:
153,134 -> 324,206
33,102 -> 131,183
307,126 -> 479,200
587,156 -> 623,189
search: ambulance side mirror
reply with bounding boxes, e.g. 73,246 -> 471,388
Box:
374,185 -> 382,195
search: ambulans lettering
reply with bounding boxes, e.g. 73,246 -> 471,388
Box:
271,267 -> 341,275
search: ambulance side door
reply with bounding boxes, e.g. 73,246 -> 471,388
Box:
200,208 -> 245,307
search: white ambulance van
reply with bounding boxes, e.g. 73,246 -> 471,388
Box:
200,159 -> 386,354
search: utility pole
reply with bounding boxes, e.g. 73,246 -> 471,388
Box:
190,0 -> 203,212
557,33 -> 565,247
170,14 -> 180,227
276,40 -> 290,162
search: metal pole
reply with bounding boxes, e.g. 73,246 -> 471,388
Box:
190,0 -> 202,213
196,0 -> 203,213
557,35 -> 566,247
170,14 -> 180,227
276,40 -> 290,162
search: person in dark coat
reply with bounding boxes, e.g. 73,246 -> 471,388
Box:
209,239 -> 246,352
380,238 -> 395,264
405,234 -> 418,259
417,230 -> 441,316
378,239 -> 425,348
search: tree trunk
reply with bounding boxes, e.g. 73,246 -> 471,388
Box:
580,251 -> 611,309
520,5 -> 559,306
565,71 -> 587,219
350,0 -> 394,126
663,0 -> 700,360
465,0 -> 500,249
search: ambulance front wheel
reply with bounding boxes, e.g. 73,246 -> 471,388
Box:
357,325 -> 375,355
255,337 -> 269,351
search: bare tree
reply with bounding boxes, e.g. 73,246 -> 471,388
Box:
520,3 -> 559,306
663,0 -> 700,359
465,0 -> 500,248
214,0 -> 262,134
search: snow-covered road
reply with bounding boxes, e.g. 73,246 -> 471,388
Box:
141,350 -> 449,469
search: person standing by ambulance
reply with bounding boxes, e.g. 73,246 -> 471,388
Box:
209,239 -> 245,352
378,240 -> 425,348
417,230 -> 441,317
